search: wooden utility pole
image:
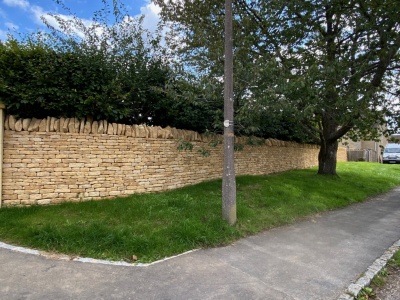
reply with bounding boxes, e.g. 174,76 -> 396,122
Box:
222,0 -> 236,225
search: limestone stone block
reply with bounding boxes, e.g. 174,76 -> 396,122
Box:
37,199 -> 51,205
8,115 -> 16,130
165,126 -> 173,139
4,115 -> 10,130
117,123 -> 124,135
148,126 -> 156,138
54,119 -> 60,132
97,120 -> 104,134
166,128 -> 173,139
107,123 -> 114,135
180,129 -> 187,140
22,118 -> 31,131
131,125 -> 136,137
33,118 -> 42,131
137,125 -> 146,138
155,126 -> 163,138
79,119 -> 85,133
159,128 -> 167,139
49,117 -> 57,132
58,118 -> 65,132
84,120 -> 92,134
134,125 -> 141,137
14,119 -> 23,131
62,118 -> 70,133
122,124 -> 126,135
44,117 -> 50,132
183,130 -> 192,142
186,130 -> 192,141
181,130 -> 188,140
143,125 -> 150,138
68,118 -> 75,133
28,118 -> 39,132
92,121 -> 98,134
103,120 -> 108,133
194,131 -> 201,141
174,129 -> 182,139
171,127 -> 178,139
199,134 -> 207,142
266,139 -> 273,146
164,128 -> 171,139
159,127 -> 165,138
38,118 -> 47,132
125,125 -> 132,137
112,123 -> 118,135
74,118 -> 80,133
133,125 -> 139,137
184,130 -> 193,141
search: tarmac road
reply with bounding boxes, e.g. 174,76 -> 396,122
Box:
1,188 -> 400,300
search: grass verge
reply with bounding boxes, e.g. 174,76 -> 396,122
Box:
0,162 -> 399,263
356,250 -> 400,299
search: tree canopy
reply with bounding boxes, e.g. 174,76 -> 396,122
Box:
154,0 -> 400,174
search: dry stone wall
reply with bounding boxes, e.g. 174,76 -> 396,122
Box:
2,115 -> 347,207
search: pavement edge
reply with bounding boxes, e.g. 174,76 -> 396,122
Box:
0,241 -> 198,267
337,239 -> 400,300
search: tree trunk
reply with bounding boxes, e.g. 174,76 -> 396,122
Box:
318,140 -> 338,175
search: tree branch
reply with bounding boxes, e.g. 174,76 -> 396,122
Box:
329,121 -> 355,142
299,120 -> 322,144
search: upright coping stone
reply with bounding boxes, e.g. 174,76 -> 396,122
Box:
0,102 -> 4,208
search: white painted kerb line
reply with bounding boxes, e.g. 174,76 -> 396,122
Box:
0,241 -> 198,267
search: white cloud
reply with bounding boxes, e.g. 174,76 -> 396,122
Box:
30,4 -> 101,39
5,21 -> 18,30
0,8 -> 7,19
32,0 -> 164,36
30,5 -> 45,25
2,0 -> 165,43
0,28 -> 8,40
140,1 -> 162,32
3,0 -> 29,10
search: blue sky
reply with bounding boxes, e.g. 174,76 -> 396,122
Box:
0,0 -> 161,40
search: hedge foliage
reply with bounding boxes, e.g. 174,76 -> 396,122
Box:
0,38 -> 221,133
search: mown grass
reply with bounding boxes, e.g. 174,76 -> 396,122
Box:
0,162 -> 399,263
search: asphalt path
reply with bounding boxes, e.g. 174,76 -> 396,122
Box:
1,188 -> 399,300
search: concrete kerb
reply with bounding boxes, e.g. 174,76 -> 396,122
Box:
337,239 -> 400,300
0,241 -> 198,267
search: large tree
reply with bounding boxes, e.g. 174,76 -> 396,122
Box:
155,0 -> 400,175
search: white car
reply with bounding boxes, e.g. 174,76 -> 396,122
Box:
382,143 -> 400,164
